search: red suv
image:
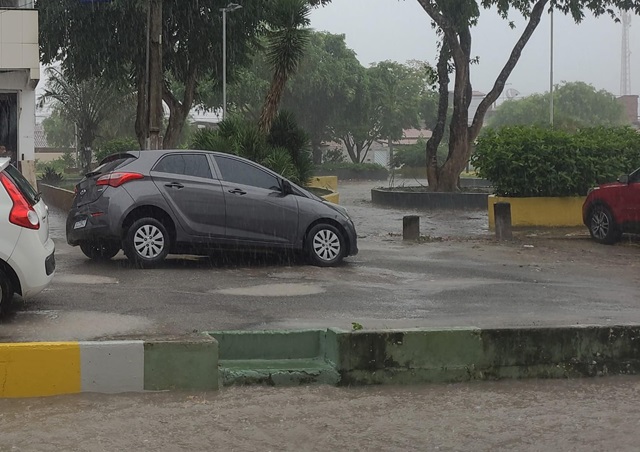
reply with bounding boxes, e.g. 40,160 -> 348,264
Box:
582,167 -> 640,244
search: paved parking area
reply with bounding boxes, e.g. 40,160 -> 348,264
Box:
1,179 -> 639,341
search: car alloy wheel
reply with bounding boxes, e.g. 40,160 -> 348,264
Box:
589,205 -> 620,244
306,223 -> 345,267
124,217 -> 170,266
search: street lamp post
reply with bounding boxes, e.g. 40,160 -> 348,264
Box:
221,3 -> 243,121
549,9 -> 554,127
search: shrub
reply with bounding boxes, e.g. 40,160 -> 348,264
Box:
189,112 -> 313,186
95,138 -> 139,163
472,126 -> 640,197
323,148 -> 346,163
40,166 -> 64,185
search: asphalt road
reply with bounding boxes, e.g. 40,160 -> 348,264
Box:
1,179 -> 639,341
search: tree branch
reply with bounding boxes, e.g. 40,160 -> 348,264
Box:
469,0 -> 549,140
415,0 -> 465,63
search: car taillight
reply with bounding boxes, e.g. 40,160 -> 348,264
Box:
0,173 -> 40,230
96,172 -> 144,188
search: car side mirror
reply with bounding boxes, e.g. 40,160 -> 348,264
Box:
618,174 -> 629,184
281,179 -> 293,196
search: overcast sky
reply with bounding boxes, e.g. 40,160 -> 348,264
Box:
310,0 -> 640,99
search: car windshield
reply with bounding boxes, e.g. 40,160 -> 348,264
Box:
3,163 -> 39,205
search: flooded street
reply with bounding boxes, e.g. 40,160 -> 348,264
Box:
2,376 -> 640,450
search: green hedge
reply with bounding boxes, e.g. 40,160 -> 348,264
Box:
472,126 -> 640,197
314,162 -> 389,180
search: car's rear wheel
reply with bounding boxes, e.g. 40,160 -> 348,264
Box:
80,241 -> 120,260
123,217 -> 170,267
0,268 -> 14,315
306,223 -> 346,267
588,204 -> 622,244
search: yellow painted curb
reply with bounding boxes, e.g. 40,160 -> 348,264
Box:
488,195 -> 586,229
0,342 -> 81,398
321,192 -> 340,204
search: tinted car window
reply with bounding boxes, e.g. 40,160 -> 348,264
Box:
215,156 -> 280,191
154,154 -> 212,179
4,164 -> 38,205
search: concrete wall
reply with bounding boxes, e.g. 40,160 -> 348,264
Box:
488,195 -> 585,229
38,183 -> 74,212
210,326 -> 640,387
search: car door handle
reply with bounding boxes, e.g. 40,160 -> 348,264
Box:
228,188 -> 246,195
165,182 -> 184,189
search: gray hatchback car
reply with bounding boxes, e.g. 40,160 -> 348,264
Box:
66,150 -> 358,267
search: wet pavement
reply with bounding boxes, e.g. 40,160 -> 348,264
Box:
1,178 -> 639,341
2,375 -> 640,450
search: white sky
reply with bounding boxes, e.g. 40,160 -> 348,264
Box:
309,0 -> 640,98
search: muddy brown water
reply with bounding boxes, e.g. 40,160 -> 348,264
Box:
2,376 -> 640,451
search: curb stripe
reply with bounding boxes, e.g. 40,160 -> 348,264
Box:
0,342 -> 81,398
80,341 -> 144,393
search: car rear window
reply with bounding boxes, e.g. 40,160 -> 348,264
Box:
92,154 -> 137,176
3,164 -> 39,205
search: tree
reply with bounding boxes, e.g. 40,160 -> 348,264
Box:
488,82 -> 627,129
42,110 -> 75,149
282,32 -> 364,162
416,0 -> 640,192
38,0 -> 270,150
258,0 -> 312,133
38,67 -> 127,173
368,60 -> 426,163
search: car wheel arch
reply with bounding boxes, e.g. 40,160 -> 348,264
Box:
587,200 -> 617,223
0,259 -> 21,296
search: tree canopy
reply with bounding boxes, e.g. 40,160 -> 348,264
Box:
488,82 -> 627,130
416,0 -> 640,191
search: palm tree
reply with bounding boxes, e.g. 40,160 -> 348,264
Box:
258,0 -> 311,133
38,67 -> 127,173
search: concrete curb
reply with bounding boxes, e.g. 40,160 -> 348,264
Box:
0,338 -> 218,398
209,325 -> 640,386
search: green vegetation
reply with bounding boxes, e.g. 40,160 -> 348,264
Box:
489,82 -> 627,130
190,111 -> 312,186
472,126 -> 640,197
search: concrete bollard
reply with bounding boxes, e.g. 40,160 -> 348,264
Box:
494,202 -> 513,240
403,215 -> 420,241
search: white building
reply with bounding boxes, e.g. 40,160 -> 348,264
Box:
0,0 -> 39,184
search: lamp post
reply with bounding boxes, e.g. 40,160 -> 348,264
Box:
549,9 -> 554,127
221,3 -> 243,121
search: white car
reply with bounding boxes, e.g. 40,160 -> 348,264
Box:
0,158 -> 55,313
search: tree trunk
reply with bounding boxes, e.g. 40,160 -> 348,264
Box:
134,69 -> 147,150
311,137 -> 322,164
388,137 -> 394,168
259,73 -> 287,133
148,0 -> 163,150
426,41 -> 450,191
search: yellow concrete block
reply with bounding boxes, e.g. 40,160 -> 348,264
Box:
307,176 -> 338,192
488,195 -> 586,229
321,192 -> 340,204
0,342 -> 81,398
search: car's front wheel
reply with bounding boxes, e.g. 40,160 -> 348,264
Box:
588,204 -> 622,244
123,217 -> 170,267
80,241 -> 120,260
0,268 -> 14,315
306,223 -> 346,267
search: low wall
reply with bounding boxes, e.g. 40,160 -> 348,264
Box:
372,188 -> 488,210
208,325 -> 640,386
488,195 -> 585,229
313,168 -> 388,181
0,337 -> 218,398
38,183 -> 75,212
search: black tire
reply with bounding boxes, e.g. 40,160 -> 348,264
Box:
306,223 -> 346,267
123,217 -> 170,267
80,241 -> 120,260
0,268 -> 14,315
588,204 -> 622,244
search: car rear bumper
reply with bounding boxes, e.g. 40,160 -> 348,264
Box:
10,231 -> 55,298
66,205 -> 120,246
